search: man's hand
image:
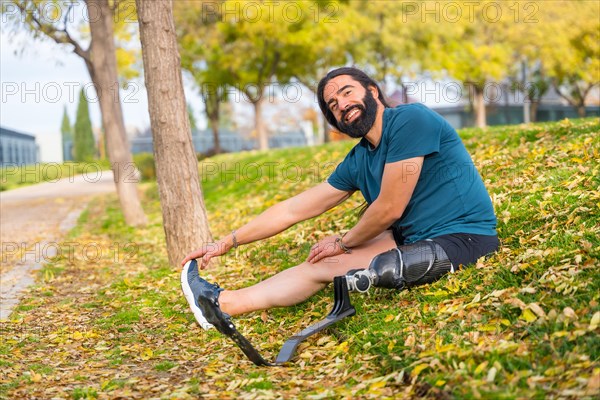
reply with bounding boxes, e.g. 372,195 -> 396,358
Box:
306,235 -> 345,264
181,238 -> 232,269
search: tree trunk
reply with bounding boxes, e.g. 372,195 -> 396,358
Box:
553,82 -> 589,120
530,101 -> 539,123
400,82 -> 408,104
205,92 -> 222,154
136,0 -> 212,267
87,0 -> 147,227
474,87 -> 487,128
209,118 -> 222,154
253,97 -> 268,151
322,115 -> 330,143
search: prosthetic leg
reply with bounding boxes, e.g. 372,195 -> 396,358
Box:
346,240 -> 454,293
274,240 -> 454,363
199,241 -> 453,365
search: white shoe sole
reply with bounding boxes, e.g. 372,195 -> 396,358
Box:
181,260 -> 214,330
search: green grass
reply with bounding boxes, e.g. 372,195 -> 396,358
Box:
0,153 -> 163,191
154,361 -> 176,371
71,387 -> 98,400
0,118 -> 598,399
0,161 -> 111,191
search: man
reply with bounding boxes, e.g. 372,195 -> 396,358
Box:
181,67 -> 498,333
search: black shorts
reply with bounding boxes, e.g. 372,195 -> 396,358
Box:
391,229 -> 499,268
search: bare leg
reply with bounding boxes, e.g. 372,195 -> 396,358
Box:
219,231 -> 396,316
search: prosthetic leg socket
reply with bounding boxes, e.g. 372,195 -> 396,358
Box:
346,240 -> 454,293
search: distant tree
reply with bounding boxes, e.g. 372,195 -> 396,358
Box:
60,105 -> 73,160
506,1 -> 598,120
538,2 -> 600,117
3,0 -> 147,226
508,61 -> 550,123
291,1 -> 356,143
176,0 -> 232,154
177,0 -> 344,150
136,0 -> 213,267
426,1 -> 515,128
346,0 -> 424,100
73,89 -> 96,162
218,100 -> 236,132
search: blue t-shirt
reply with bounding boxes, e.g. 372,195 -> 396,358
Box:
328,103 -> 497,243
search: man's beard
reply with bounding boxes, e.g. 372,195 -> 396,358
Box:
338,90 -> 378,138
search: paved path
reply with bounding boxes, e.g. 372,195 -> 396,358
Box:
0,171 -> 116,320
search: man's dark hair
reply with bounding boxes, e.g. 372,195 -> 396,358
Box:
317,67 -> 391,131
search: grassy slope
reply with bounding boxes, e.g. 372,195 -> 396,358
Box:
0,162 -> 112,191
1,118 -> 598,399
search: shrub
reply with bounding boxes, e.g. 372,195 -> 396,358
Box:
133,153 -> 156,181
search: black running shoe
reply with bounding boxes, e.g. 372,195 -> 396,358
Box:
181,259 -> 235,335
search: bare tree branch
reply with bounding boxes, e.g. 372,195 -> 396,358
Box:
14,1 -> 91,64
552,81 -> 577,108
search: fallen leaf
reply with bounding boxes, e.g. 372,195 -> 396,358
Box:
29,370 -> 42,383
521,308 -> 537,323
387,340 -> 396,352
563,307 -> 577,319
474,361 -> 489,376
505,297 -> 527,309
528,303 -> 546,318
589,312 -> 600,331
140,348 -> 153,360
411,363 -> 429,377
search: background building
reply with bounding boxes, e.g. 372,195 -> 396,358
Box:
0,127 -> 38,166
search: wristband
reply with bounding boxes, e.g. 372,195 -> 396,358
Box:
335,236 -> 352,254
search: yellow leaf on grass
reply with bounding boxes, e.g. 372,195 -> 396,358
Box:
544,366 -> 562,376
369,381 -> 387,392
474,361 -> 489,376
299,351 -> 312,359
589,312 -> 599,331
521,308 -> 537,323
387,340 -> 396,352
29,370 -> 42,383
72,331 -> 84,341
336,341 -> 349,353
384,314 -> 394,322
479,324 -> 499,332
140,348 -> 153,360
411,363 -> 429,377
